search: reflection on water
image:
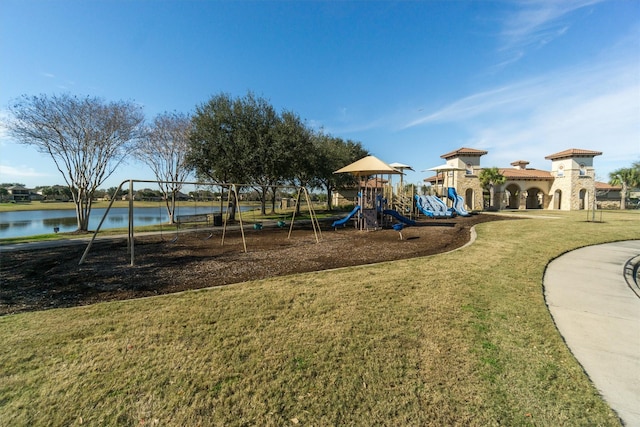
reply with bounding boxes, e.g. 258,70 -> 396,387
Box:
0,206 -> 247,239
43,217 -> 78,227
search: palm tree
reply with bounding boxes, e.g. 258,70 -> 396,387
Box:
609,163 -> 640,210
479,167 -> 506,210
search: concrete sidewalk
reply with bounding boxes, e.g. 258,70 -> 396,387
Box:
544,241 -> 640,426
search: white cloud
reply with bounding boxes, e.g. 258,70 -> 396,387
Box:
0,164 -> 51,179
499,0 -> 605,52
403,54 -> 640,177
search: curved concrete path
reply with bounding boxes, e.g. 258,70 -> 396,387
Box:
544,241 -> 640,426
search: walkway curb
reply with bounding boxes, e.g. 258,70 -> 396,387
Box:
544,241 -> 640,426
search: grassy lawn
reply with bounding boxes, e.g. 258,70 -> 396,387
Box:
1,210 -> 638,425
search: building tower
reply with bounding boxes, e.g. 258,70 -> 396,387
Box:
545,149 -> 602,210
439,147 -> 488,211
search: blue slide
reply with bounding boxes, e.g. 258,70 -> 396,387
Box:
447,187 -> 471,217
383,209 -> 416,226
332,205 -> 360,228
415,195 -> 456,218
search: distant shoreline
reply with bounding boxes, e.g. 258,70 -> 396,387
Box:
0,200 -> 251,213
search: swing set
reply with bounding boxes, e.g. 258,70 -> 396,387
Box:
79,179 -> 322,266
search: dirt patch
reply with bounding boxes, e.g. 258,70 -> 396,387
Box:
0,214 -> 509,315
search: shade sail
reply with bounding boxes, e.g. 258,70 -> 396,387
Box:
334,155 -> 402,176
423,164 -> 467,172
389,162 -> 414,171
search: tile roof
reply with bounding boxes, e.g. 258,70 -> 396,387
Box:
545,148 -> 603,160
424,173 -> 445,183
499,168 -> 553,180
595,181 -> 621,191
440,147 -> 488,159
424,168 -> 553,182
359,177 -> 389,188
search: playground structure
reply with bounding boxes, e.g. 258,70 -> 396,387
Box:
79,179 -> 322,266
331,156 -> 477,229
332,156 -> 418,230
415,194 -> 455,218
447,187 -> 471,216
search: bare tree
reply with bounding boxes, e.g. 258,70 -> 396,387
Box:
5,94 -> 144,231
135,112 -> 192,223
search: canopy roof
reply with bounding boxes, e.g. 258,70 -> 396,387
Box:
388,162 -> 414,171
423,164 -> 467,172
334,155 -> 402,176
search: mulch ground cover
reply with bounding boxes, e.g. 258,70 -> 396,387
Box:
0,214 -> 510,316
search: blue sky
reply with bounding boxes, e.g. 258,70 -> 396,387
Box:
1,0 -> 638,190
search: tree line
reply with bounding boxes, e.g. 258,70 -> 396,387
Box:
4,92 -> 368,231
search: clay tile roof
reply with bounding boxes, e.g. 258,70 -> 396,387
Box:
498,168 -> 553,180
440,147 -> 488,159
424,173 -> 445,183
595,181 -> 621,191
544,148 -> 603,160
510,160 -> 529,166
360,177 -> 388,188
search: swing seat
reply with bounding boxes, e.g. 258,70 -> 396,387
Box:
392,223 -> 404,240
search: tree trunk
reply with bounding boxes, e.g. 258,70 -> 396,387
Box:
228,191 -> 237,221
270,186 -> 277,214
260,186 -> 268,215
489,185 -> 495,210
73,190 -> 92,232
621,182 -> 627,210
165,192 -> 177,224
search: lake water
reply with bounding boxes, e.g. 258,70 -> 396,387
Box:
0,206 -> 249,239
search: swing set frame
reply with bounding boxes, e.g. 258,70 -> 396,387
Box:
79,179 -> 322,266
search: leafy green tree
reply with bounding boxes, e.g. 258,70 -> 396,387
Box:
40,185 -> 72,201
609,163 -> 640,209
92,188 -> 108,199
106,186 -> 125,199
275,110 -> 314,212
312,132 -> 368,210
236,93 -> 280,215
189,92 -> 314,216
188,93 -> 251,220
5,94 -> 144,231
188,92 -> 369,215
479,167 -> 506,210
135,111 -> 192,223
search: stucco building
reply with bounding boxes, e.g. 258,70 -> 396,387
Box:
427,147 -> 604,211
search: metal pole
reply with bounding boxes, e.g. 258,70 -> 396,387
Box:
78,180 -> 128,265
129,179 -> 135,266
